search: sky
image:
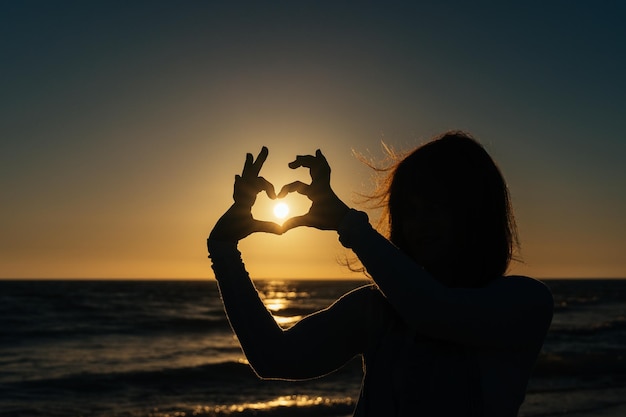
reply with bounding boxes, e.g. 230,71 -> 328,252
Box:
1,1 -> 625,279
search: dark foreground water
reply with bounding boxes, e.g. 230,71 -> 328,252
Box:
1,279 -> 625,416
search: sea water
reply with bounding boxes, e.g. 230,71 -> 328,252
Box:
1,279 -> 625,416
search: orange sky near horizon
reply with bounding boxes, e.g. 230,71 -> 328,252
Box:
1,2 -> 625,280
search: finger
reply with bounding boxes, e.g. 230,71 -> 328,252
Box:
257,176 -> 277,199
288,155 -> 317,169
253,219 -> 283,235
282,215 -> 311,232
232,174 -> 242,194
250,146 -> 269,176
315,149 -> 329,165
277,181 -> 309,198
241,153 -> 254,176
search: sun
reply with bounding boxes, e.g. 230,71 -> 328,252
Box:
273,202 -> 289,219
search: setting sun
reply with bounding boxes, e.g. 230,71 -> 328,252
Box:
273,202 -> 290,219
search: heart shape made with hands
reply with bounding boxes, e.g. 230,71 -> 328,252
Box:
250,184 -> 312,226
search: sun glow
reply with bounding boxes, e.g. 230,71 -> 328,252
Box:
273,202 -> 289,219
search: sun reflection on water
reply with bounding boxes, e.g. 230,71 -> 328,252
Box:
191,395 -> 354,415
258,280 -> 309,328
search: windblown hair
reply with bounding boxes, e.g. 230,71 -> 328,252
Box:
357,131 -> 519,287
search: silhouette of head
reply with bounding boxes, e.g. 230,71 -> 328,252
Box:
386,131 -> 517,287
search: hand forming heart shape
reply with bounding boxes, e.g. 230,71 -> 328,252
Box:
209,146 -> 349,243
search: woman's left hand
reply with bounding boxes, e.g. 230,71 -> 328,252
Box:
209,147 -> 282,242
278,149 -> 349,232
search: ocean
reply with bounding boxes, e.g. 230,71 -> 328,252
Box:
1,279 -> 625,417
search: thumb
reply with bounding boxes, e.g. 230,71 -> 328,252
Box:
281,214 -> 312,232
253,220 -> 283,235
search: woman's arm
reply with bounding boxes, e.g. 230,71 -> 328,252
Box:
210,241 -> 377,379
337,209 -> 554,349
209,147 -> 377,380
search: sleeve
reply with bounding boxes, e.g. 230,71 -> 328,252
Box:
208,240 -> 246,276
336,210 -> 554,349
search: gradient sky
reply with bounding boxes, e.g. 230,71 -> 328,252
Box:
1,1 -> 625,279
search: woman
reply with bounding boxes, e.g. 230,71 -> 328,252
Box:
208,131 -> 553,416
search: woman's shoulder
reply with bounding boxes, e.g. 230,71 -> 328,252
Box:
497,274 -> 552,293
489,275 -> 554,313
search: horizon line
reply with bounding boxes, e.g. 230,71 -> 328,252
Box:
1,276 -> 625,281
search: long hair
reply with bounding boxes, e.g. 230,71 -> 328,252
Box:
359,131 -> 519,287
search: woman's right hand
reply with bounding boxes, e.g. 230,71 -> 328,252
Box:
209,147 -> 282,243
278,149 -> 349,232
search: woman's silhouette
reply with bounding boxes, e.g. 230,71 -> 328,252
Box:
208,131 -> 553,416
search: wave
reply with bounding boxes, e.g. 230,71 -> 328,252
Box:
2,359 -> 363,416
10,361 -> 246,391
532,351 -> 626,379
548,315 -> 626,336
0,314 -> 233,343
10,357 -> 364,391
162,395 -> 356,417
